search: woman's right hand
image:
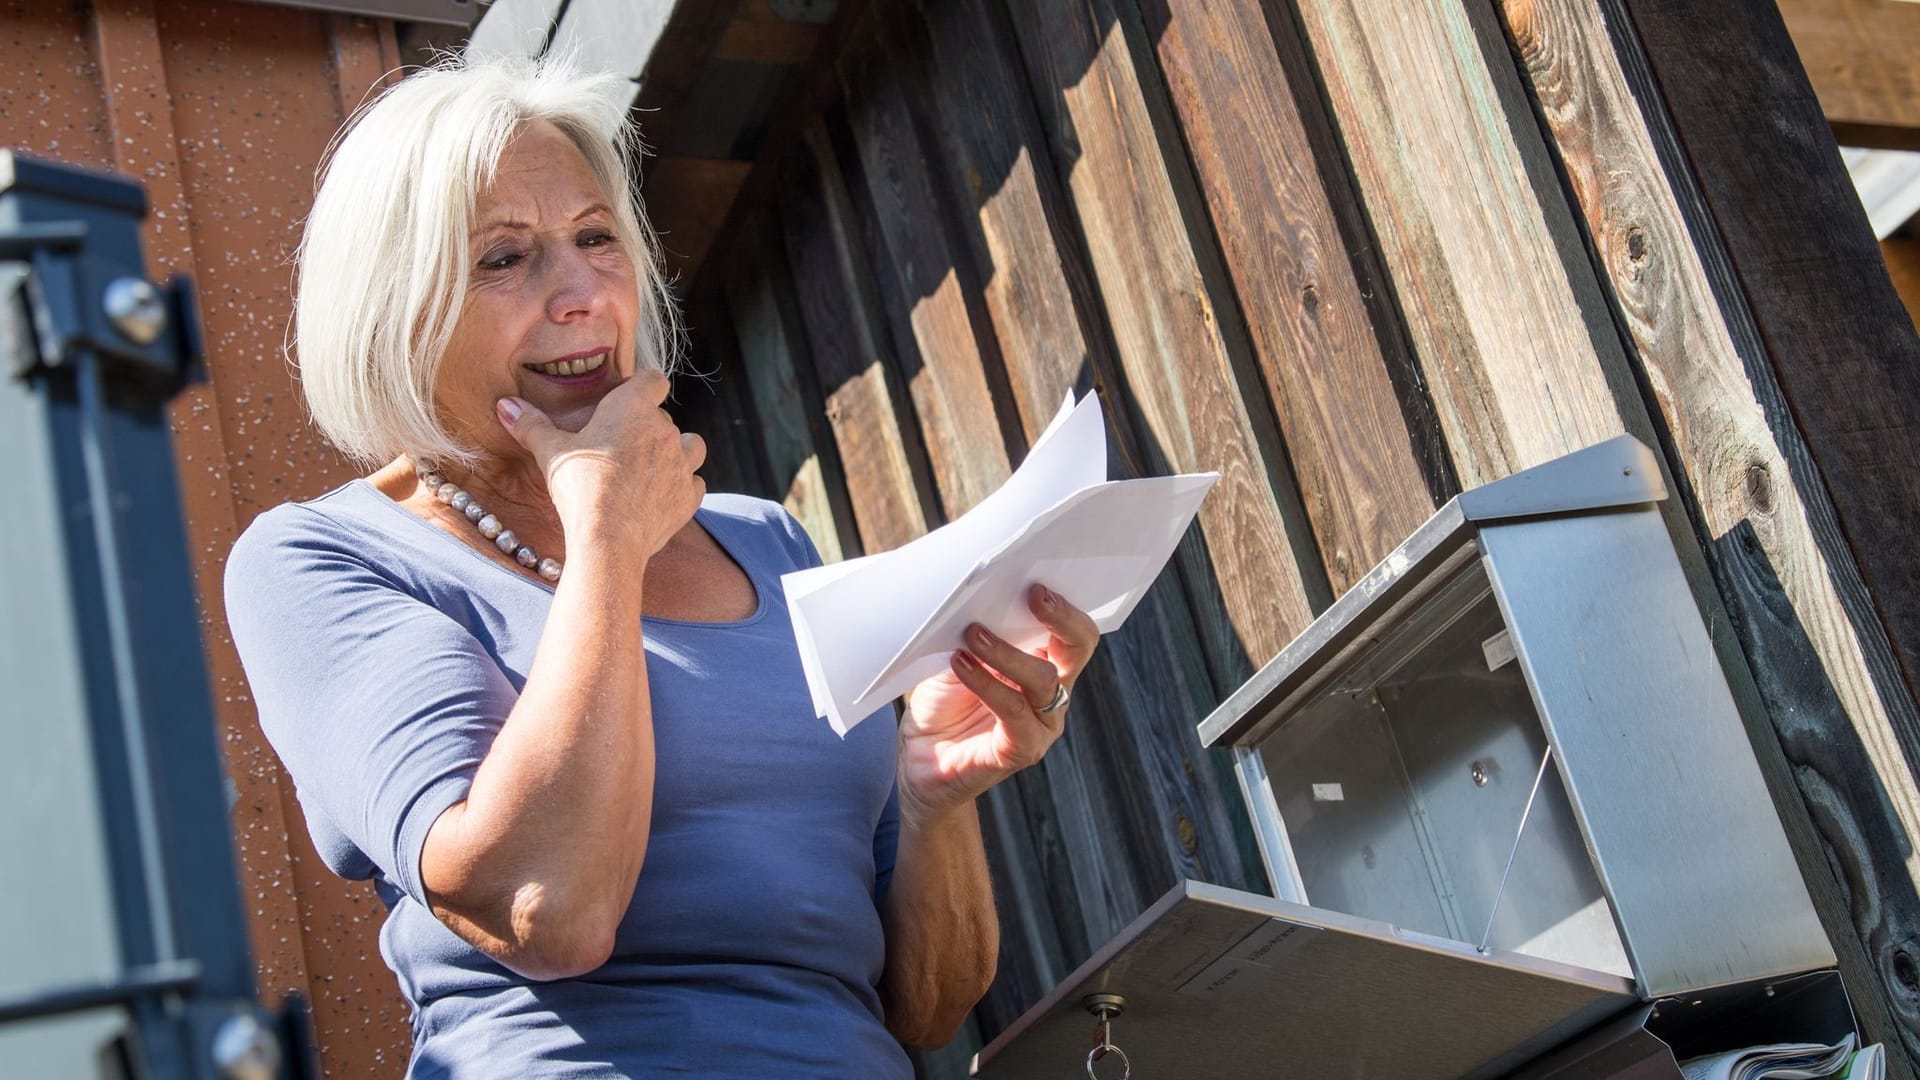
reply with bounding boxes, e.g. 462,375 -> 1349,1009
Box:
495,369 -> 706,559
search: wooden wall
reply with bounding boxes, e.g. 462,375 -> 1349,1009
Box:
8,0 -> 1919,1074
671,0 -> 1425,1058
674,0 -> 1920,1071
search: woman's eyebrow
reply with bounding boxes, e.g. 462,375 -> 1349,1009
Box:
471,203 -> 611,236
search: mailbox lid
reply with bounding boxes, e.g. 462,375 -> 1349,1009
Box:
971,881 -> 1637,1080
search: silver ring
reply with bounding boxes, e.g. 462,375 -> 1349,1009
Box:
1086,1043 -> 1129,1080
1035,682 -> 1070,715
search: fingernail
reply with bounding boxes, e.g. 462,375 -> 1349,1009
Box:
952,650 -> 975,673
1038,585 -> 1058,607
969,625 -> 993,650
496,397 -> 524,426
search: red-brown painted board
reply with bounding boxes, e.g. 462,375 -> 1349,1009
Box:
152,2 -> 413,1073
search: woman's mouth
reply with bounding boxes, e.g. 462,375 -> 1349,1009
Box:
523,350 -> 610,386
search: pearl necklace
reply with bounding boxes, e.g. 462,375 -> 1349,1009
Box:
416,463 -> 563,582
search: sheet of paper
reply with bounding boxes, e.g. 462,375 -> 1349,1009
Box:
781,392 -> 1217,735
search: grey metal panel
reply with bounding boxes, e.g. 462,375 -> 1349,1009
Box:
972,881 -> 1637,1080
0,269 -> 128,1080
1256,696 -> 1463,940
1455,435 -> 1665,523
1197,505 -> 1477,748
1199,435 -> 1666,751
1481,510 -> 1833,996
1230,747 -> 1306,902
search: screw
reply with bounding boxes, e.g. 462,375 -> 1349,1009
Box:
1471,761 -> 1490,787
210,1013 -> 280,1080
103,277 -> 166,346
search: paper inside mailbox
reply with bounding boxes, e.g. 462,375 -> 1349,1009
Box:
781,393 -> 1218,735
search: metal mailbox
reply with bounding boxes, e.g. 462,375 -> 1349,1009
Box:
1196,434 -> 1829,999
973,436 -> 1843,1080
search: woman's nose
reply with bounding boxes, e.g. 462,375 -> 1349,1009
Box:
543,245 -> 607,321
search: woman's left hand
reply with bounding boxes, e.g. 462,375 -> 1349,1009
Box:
898,584 -> 1100,824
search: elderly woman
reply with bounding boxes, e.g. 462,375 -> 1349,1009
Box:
224,55 -> 1098,1078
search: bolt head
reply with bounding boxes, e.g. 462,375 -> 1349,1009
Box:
103,277 -> 166,346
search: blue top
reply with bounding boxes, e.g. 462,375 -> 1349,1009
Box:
224,481 -> 910,1079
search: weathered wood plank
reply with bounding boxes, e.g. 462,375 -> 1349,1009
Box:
1291,0 -> 1635,486
723,223 -> 856,562
1620,0 -> 1920,728
674,295 -> 770,502
1500,1 -> 1920,1067
626,0 -> 742,182
641,155 -> 752,285
776,121 -> 934,554
830,0 -> 1274,1030
896,0 -> 1264,892
833,26 -> 1014,516
1776,0 -> 1920,151
1136,0 -> 1437,590
999,0 -> 1322,670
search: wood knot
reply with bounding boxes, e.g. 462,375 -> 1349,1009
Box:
1743,461 -> 1774,514
1625,226 -> 1650,265
1176,814 -> 1197,855
1894,948 -> 1920,995
1302,283 -> 1320,316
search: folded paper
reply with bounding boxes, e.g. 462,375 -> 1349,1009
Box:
782,392 -> 1218,735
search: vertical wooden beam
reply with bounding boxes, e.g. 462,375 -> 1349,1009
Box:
1133,0 -> 1440,590
999,0 -> 1325,673
777,121 -> 935,552
1619,0 -> 1920,720
1290,0 -> 1639,487
1887,236 -> 1920,330
833,24 -> 1014,516
1495,1 -> 1920,1064
830,2 -> 1273,1039
723,218 -> 858,562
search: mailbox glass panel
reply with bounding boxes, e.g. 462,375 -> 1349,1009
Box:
1254,561 -> 1631,977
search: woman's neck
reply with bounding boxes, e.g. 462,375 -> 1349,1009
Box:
370,453 -> 567,565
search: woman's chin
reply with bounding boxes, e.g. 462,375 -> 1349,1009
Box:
547,401 -> 600,434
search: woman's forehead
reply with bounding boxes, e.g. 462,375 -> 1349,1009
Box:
473,126 -> 608,228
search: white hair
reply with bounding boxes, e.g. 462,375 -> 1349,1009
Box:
294,53 -> 681,470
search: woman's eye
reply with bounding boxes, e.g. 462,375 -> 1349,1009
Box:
579,230 -> 616,248
480,249 -> 523,271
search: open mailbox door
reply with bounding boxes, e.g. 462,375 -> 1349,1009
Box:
971,881 -> 1636,1080
974,438 -> 1846,1079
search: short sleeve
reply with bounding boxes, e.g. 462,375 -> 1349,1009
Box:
224,505 -> 515,908
772,505 -> 826,572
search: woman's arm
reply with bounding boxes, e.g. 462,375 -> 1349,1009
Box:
417,373 -> 705,981
880,585 -> 1101,1044
418,536 -> 656,980
877,798 -> 998,1048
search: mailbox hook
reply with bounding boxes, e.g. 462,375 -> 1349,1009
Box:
1082,994 -> 1131,1079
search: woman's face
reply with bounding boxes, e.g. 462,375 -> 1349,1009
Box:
438,119 -> 640,457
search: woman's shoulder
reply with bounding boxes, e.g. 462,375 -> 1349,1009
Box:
698,492 -> 822,573
225,481 -> 405,596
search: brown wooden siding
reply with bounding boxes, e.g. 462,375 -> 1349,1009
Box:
7,0 -> 1919,1075
677,0 -> 1920,1071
